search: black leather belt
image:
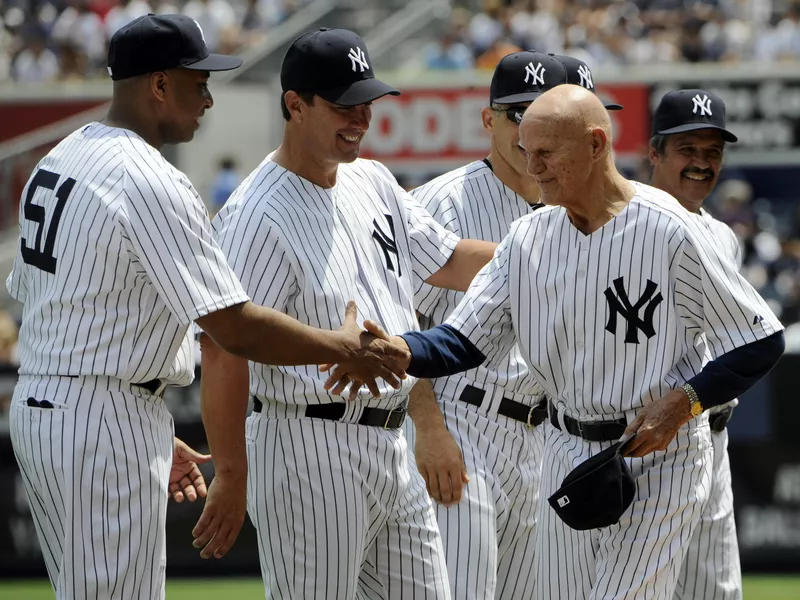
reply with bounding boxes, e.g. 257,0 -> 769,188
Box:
134,379 -> 164,395
458,384 -> 547,427
709,404 -> 735,433
252,398 -> 407,429
548,400 -> 627,442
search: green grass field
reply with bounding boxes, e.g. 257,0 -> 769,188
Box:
1,576 -> 800,599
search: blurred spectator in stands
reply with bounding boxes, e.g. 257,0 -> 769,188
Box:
13,24 -> 59,83
468,0 -> 506,56
210,156 -> 241,215
51,0 -> 105,74
508,0 -> 563,54
0,13 -> 15,83
423,27 -> 474,70
183,0 -> 238,52
476,36 -> 522,69
105,0 -> 152,39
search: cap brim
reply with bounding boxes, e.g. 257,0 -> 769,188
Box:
605,102 -> 624,111
184,53 -> 244,72
656,122 -> 738,143
317,78 -> 400,106
493,91 -> 544,104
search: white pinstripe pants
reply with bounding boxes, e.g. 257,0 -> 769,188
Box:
674,428 -> 742,600
245,407 -> 450,600
534,420 -> 713,600
407,395 -> 544,600
10,375 -> 174,600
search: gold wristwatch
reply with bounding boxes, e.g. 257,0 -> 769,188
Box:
681,383 -> 703,417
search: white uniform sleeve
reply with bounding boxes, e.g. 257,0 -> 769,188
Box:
117,162 -> 249,326
6,265 -> 26,303
371,160 -> 460,284
214,205 -> 297,312
674,227 -> 783,357
404,191 -> 460,282
412,188 -> 460,319
445,233 -> 516,365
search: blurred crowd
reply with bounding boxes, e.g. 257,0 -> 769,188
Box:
0,0 -> 310,83
424,0 -> 800,70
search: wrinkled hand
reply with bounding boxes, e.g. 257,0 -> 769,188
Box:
170,438 -> 212,502
621,389 -> 693,457
415,427 -> 469,507
192,472 -> 247,559
321,303 -> 410,401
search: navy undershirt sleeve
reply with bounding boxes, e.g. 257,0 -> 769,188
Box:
401,324 -> 486,379
688,331 -> 785,408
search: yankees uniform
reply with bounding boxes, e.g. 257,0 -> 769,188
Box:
7,122 -> 248,598
213,154 -> 455,599
409,181 -> 783,599
410,159 -> 546,600
674,207 -> 743,600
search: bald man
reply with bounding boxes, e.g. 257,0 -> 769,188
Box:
326,85 -> 785,599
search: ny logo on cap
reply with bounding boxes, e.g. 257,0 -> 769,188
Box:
577,64 -> 594,89
557,495 -> 570,508
349,47 -> 369,72
692,93 -> 712,117
524,62 -> 545,86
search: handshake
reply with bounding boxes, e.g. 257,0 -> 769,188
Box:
322,300 -> 413,400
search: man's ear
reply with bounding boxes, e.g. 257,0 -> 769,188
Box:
481,106 -> 495,134
150,72 -> 169,102
284,90 -> 306,122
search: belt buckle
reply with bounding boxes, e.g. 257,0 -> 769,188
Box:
526,405 -> 535,429
384,407 -> 397,429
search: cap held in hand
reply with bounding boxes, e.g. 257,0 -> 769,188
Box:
548,434 -> 637,531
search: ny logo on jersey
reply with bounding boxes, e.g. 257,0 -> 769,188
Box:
577,64 -> 594,89
349,47 -> 369,72
524,62 -> 545,86
604,277 -> 663,344
692,94 -> 712,117
373,215 -> 401,276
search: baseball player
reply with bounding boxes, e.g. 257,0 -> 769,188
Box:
327,85 -> 785,599
647,89 -> 743,600
408,51 -> 622,600
7,16 -> 407,600
194,28 -> 497,599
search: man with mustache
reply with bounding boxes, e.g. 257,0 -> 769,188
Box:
194,27 -> 497,599
649,89 -> 744,600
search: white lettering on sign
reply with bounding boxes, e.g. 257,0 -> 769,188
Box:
362,94 -> 489,158
775,464 -> 800,503
739,506 -> 800,549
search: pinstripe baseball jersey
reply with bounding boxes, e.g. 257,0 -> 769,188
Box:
213,155 -> 459,408
446,181 -> 783,420
6,122 -> 249,386
413,160 -> 544,401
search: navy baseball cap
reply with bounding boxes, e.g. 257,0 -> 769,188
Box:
281,28 -> 399,106
490,51 -> 567,105
550,54 -> 623,110
107,14 -> 243,81
548,437 -> 637,531
652,89 -> 737,142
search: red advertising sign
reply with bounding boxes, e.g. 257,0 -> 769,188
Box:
360,84 -> 651,173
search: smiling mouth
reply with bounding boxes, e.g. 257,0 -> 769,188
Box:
339,133 -> 362,143
682,172 -> 712,182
